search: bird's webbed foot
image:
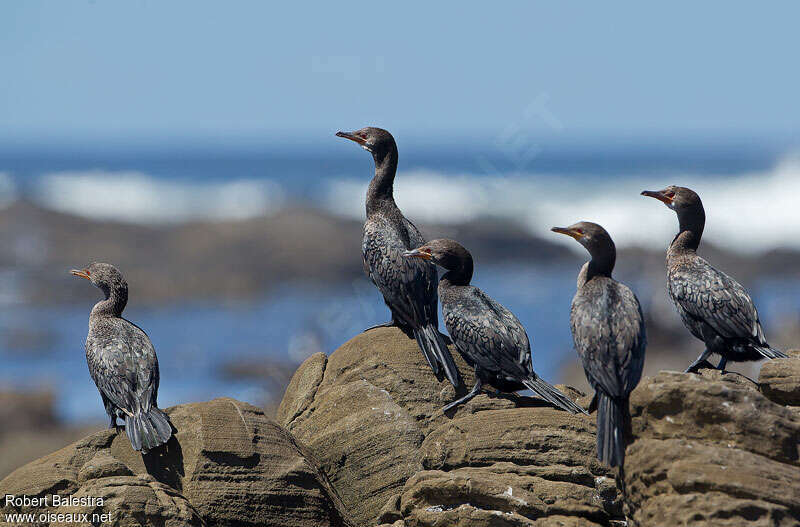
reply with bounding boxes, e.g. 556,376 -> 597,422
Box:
684,349 -> 714,373
442,376 -> 483,413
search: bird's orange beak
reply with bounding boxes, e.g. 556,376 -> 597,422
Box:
70,269 -> 91,280
404,247 -> 432,260
551,227 -> 583,240
335,131 -> 367,145
641,190 -> 674,205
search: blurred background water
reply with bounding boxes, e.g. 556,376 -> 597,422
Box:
2,0 -> 800,476
1,147 -> 799,422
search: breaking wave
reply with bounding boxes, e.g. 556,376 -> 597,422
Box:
324,154 -> 800,253
35,171 -> 286,223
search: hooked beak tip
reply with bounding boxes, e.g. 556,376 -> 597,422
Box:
551,227 -> 582,240
70,269 -> 91,280
336,130 -> 367,146
641,190 -> 673,205
404,248 -> 432,260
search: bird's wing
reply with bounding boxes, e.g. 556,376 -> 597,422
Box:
570,280 -> 646,398
613,284 -> 647,394
403,216 -> 427,248
444,288 -> 530,377
86,320 -> 160,416
668,256 -> 766,344
363,216 -> 439,328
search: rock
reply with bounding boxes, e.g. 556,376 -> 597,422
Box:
0,397 -> 354,527
759,351 -> 800,406
278,327 -> 621,526
624,370 -> 800,526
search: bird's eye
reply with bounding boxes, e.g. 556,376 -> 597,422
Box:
665,191 -> 675,198
575,229 -> 584,235
85,270 -> 91,276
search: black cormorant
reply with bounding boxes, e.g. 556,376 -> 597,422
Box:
405,239 -> 586,414
641,186 -> 787,372
336,127 -> 462,389
72,263 -> 172,452
552,222 -> 646,467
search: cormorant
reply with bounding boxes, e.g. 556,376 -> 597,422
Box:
405,239 -> 586,414
336,127 -> 462,389
552,222 -> 646,467
642,186 -> 787,372
72,263 -> 172,452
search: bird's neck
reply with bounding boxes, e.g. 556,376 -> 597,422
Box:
366,147 -> 398,216
91,286 -> 128,318
579,251 -> 615,286
587,255 -> 615,280
671,207 -> 705,253
441,258 -> 474,287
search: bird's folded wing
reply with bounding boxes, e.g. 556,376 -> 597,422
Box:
669,260 -> 763,343
363,219 -> 439,327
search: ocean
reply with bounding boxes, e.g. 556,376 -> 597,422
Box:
1,139 -> 799,422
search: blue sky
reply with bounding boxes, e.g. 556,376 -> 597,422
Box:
1,2 -> 799,146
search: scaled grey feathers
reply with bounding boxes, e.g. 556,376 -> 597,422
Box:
337,127 -> 463,389
641,186 -> 787,372
72,263 -> 172,453
405,238 -> 586,415
552,222 -> 646,468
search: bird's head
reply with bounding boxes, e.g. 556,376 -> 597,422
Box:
404,238 -> 471,272
551,221 -> 615,258
641,185 -> 702,215
71,262 -> 127,297
336,127 -> 396,162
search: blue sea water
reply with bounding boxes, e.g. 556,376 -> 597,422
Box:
1,140 -> 799,422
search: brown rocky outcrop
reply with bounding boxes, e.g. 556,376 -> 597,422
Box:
758,350 -> 800,407
624,367 -> 800,526
6,331 -> 800,526
0,397 -> 354,527
278,327 -> 621,527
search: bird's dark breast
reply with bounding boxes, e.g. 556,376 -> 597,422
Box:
570,278 -> 645,397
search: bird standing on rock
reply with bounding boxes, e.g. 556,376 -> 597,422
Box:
336,127 -> 462,389
72,263 -> 172,452
641,186 -> 787,372
405,238 -> 586,414
552,222 -> 645,467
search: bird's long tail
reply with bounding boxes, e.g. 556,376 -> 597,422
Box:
125,407 -> 173,453
415,324 -> 463,389
596,392 -> 628,468
753,345 -> 788,360
522,376 -> 587,415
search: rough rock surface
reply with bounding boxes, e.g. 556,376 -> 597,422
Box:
759,349 -> 800,407
278,327 -> 620,527
0,397 -> 353,527
625,368 -> 800,526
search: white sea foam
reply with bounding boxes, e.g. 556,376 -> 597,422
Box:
325,154 -> 800,253
36,171 -> 285,224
